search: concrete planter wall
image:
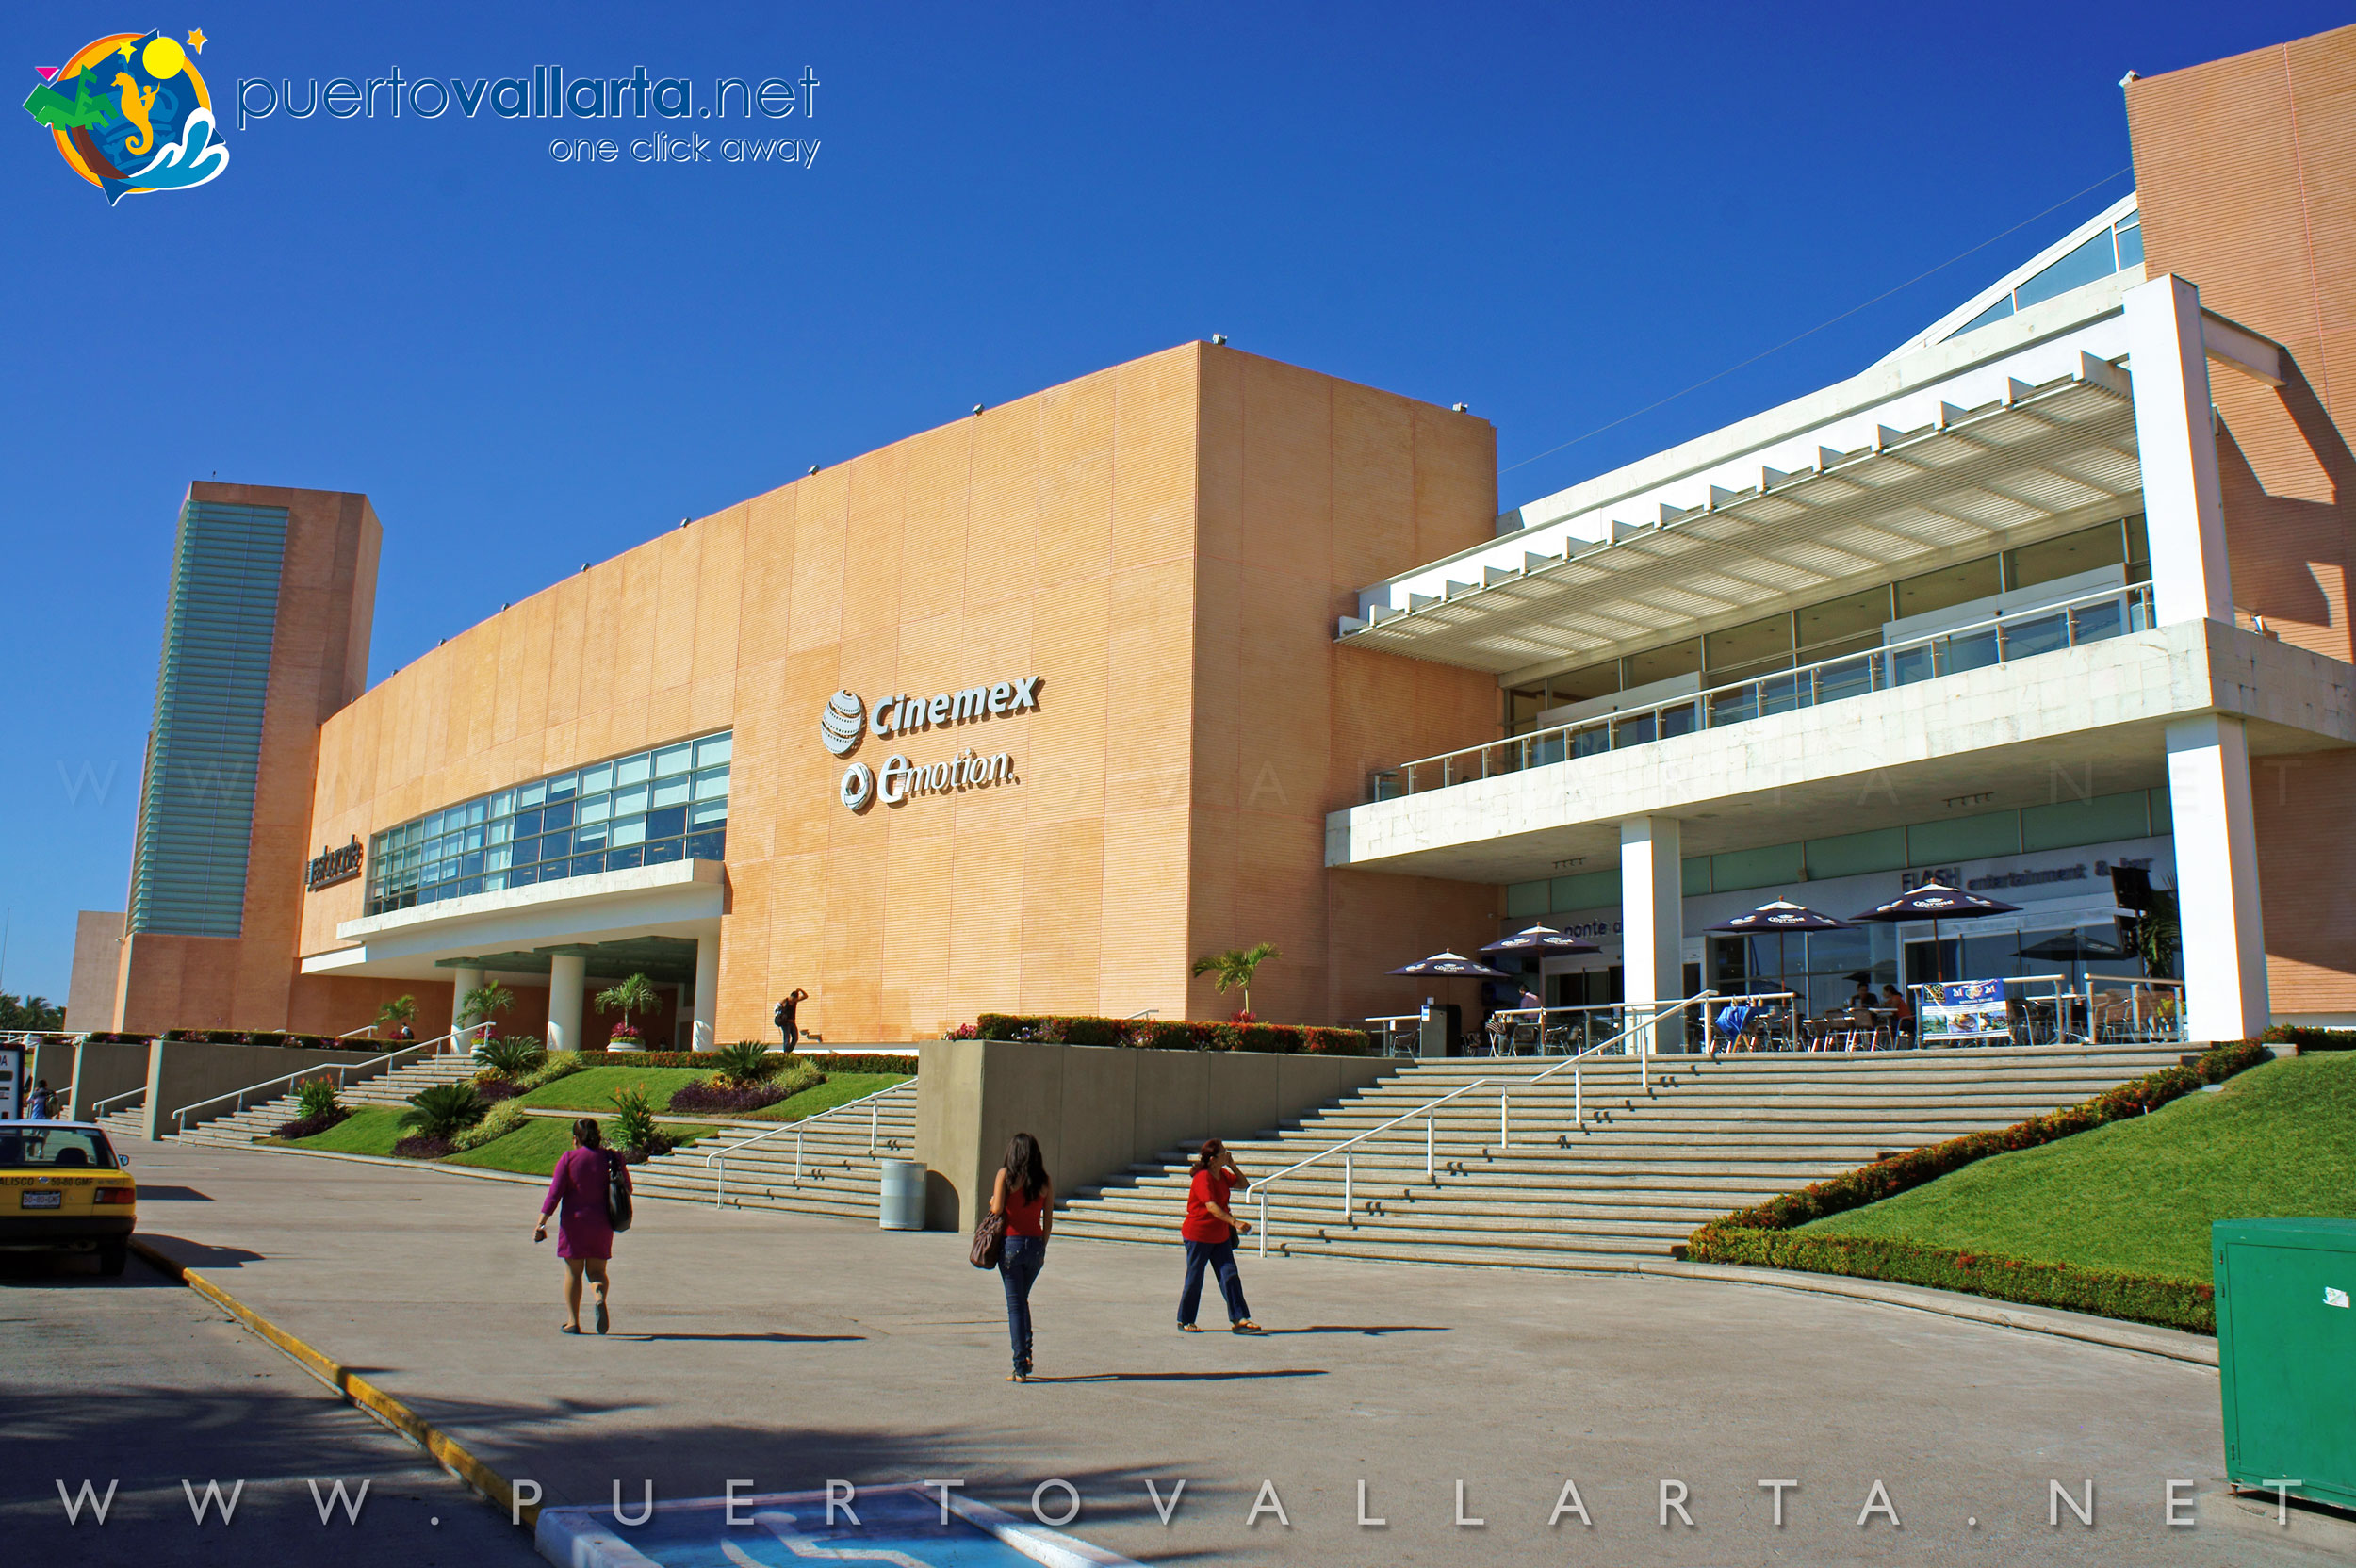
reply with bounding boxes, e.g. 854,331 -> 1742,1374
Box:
69,1041 -> 152,1121
142,1042 -> 426,1140
914,1039 -> 1395,1231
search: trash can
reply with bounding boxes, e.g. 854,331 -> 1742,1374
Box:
878,1158 -> 927,1232
2213,1218 -> 2356,1512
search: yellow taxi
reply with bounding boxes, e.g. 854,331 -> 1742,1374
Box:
0,1120 -> 138,1274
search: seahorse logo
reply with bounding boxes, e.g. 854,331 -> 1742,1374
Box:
110,71 -> 156,153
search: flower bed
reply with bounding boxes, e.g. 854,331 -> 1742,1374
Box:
271,1108 -> 352,1140
668,1079 -> 792,1115
391,1134 -> 455,1159
2262,1023 -> 2356,1052
1682,1039 -> 2273,1332
969,1014 -> 1370,1055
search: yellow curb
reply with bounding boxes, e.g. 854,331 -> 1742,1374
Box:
128,1237 -> 538,1527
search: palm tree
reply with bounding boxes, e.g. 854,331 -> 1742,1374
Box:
594,972 -> 663,1044
374,993 -> 417,1039
1192,942 -> 1281,1018
459,982 -> 515,1032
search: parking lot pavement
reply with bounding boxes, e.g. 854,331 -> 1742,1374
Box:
0,1245 -> 538,1567
41,1135 -> 2356,1568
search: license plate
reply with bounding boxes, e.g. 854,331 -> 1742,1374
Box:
20,1191 -> 62,1209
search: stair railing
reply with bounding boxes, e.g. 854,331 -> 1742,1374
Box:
1250,994 -> 1716,1257
170,1023 -> 491,1135
90,1086 -> 148,1118
703,1077 -> 917,1208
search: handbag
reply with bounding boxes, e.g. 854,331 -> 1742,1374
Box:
604,1151 -> 634,1233
969,1208 -> 1005,1269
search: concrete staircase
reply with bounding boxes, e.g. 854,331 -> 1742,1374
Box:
169,1053 -> 482,1148
1052,1042 -> 2187,1269
628,1083 -> 921,1223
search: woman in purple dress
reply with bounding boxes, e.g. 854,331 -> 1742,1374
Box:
535,1118 -> 627,1334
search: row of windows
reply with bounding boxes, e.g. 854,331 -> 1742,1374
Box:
365,731 -> 731,915
1506,517 -> 2148,730
1949,211 -> 2145,339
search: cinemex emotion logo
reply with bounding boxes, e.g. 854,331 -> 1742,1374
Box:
24,28 -> 227,204
819,676 -> 1038,812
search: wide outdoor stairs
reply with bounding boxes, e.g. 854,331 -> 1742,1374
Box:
1054,1042 -> 2187,1269
629,1084 -> 919,1223
168,1054 -> 483,1148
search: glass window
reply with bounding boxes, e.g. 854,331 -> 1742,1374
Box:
605,845 -> 643,871
693,766 -> 728,800
1954,294 -> 2015,335
2004,521 -> 2126,592
655,743 -> 692,777
695,733 -> 732,768
1895,555 -> 2000,621
2014,230 -> 2119,312
547,772 -> 577,801
490,790 -> 512,817
2114,215 -> 2144,270
580,793 -> 611,824
1625,639 -> 1700,688
581,763 -> 614,794
646,805 -> 687,840
1546,660 -> 1619,706
615,754 -> 650,787
1797,586 -> 1888,656
613,784 -> 648,818
652,774 -> 691,808
516,780 -> 546,808
690,799 -> 728,828
542,800 -> 574,831
644,837 -> 684,865
1509,685 -> 1547,736
685,827 -> 727,860
1704,614 -> 1792,685
612,817 -> 646,846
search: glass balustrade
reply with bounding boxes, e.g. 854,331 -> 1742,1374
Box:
1379,583 -> 2154,799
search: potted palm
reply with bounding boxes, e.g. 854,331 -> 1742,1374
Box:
374,993 -> 418,1042
594,972 -> 663,1051
1191,941 -> 1280,1022
459,981 -> 515,1039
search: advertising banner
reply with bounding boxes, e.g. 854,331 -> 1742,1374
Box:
0,1044 -> 22,1119
1920,979 -> 2011,1043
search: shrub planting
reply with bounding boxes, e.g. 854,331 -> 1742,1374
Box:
1683,1039 -> 2275,1331
399,1081 -> 488,1142
450,1100 -> 532,1153
474,1035 -> 549,1079
2262,1023 -> 2356,1052
970,1013 -> 1370,1055
671,1057 -> 825,1115
391,1134 -> 456,1159
610,1084 -> 670,1160
711,1041 -> 781,1086
273,1076 -> 350,1139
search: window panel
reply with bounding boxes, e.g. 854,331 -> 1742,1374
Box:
612,818 -> 646,846
613,785 -> 648,817
580,792 -> 611,824
652,775 -> 691,808
655,743 -> 692,776
690,800 -> 728,828
644,838 -> 684,865
693,766 -> 729,800
695,734 -> 732,768
1895,555 -> 2000,620
614,755 -> 650,787
581,763 -> 614,794
685,827 -> 727,860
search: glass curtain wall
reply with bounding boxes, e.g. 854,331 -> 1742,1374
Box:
366,731 -> 730,916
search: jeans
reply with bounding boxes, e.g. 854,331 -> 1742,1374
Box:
998,1234 -> 1045,1371
1178,1238 -> 1251,1326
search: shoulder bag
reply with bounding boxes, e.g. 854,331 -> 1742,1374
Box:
603,1151 -> 634,1233
969,1207 -> 1005,1269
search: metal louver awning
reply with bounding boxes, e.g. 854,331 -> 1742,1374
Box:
1339,363 -> 2140,673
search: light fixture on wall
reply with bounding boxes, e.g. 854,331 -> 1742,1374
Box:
1211,334 -> 1227,345
972,403 -> 985,416
1453,402 -> 1469,413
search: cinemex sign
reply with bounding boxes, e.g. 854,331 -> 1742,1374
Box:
819,675 -> 1039,811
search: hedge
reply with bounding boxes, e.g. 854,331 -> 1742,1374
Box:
969,1013 -> 1371,1055
1682,1038 -> 2274,1333
574,1047 -> 917,1077
2262,1023 -> 2356,1052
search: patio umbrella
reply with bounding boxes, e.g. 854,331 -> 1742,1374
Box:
1480,923 -> 1602,959
1388,951 -> 1514,1037
1705,899 -> 1852,1007
1850,881 -> 2021,983
2015,931 -> 2128,962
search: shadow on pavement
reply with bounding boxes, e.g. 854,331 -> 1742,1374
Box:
1246,1324 -> 1448,1336
134,1184 -> 215,1201
614,1331 -> 868,1344
1023,1369 -> 1328,1383
136,1235 -> 266,1269
0,1254 -> 175,1288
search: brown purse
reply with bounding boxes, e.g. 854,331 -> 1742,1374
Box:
969,1209 -> 1006,1269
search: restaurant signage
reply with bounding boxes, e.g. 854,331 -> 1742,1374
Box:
304,836 -> 365,891
819,675 -> 1039,811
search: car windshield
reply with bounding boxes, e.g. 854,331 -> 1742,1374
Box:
0,1127 -> 117,1169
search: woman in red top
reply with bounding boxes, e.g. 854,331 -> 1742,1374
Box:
1177,1139 -> 1262,1332
534,1118 -> 629,1334
990,1132 -> 1053,1380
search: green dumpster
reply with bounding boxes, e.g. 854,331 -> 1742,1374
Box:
2213,1218 -> 2356,1513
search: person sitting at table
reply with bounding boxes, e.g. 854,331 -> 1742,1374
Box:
1880,985 -> 1913,1042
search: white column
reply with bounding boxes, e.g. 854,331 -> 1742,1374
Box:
692,935 -> 720,1053
2166,715 -> 2269,1042
450,966 -> 484,1040
547,954 -> 586,1053
1621,815 -> 1684,1055
2124,274 -> 2233,627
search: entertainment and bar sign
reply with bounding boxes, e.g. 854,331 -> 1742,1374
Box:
303,836 -> 365,891
819,675 -> 1038,811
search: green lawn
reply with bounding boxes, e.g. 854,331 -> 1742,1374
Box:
508,1066 -> 711,1113
746,1071 -> 910,1120
284,1105 -> 411,1157
1804,1053 -> 2356,1282
444,1117 -> 721,1177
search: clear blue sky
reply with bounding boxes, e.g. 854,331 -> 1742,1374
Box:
0,3 -> 2336,1003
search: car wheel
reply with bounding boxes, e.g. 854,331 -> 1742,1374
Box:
97,1241 -> 128,1277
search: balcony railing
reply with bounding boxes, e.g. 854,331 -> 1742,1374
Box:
1369,582 -> 2156,801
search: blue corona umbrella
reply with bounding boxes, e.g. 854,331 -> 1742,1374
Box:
1388,950 -> 1513,1028
1707,899 -> 1852,1005
1480,923 -> 1601,959
1851,882 -> 2020,984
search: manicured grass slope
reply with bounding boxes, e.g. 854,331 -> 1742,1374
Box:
511,1066 -> 710,1112
287,1105 -> 409,1156
748,1072 -> 908,1120
445,1117 -> 720,1176
1804,1054 -> 2356,1282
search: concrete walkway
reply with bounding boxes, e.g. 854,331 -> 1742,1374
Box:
117,1137 -> 2351,1567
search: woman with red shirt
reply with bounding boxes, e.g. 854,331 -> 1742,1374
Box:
990,1132 -> 1053,1381
1177,1139 -> 1262,1332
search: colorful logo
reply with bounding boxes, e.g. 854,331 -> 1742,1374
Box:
23,29 -> 226,204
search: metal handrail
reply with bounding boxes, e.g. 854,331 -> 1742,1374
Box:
335,1023 -> 379,1039
704,1075 -> 918,1208
1125,1008 -> 1160,1020
2083,972 -> 2186,1043
1251,994 -> 1716,1255
169,1023 -> 490,1134
1377,581 -> 2155,798
90,1085 -> 148,1117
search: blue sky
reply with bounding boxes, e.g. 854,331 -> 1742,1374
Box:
0,2 -> 2338,1003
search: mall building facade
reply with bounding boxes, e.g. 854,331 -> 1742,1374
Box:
72,25 -> 2356,1046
